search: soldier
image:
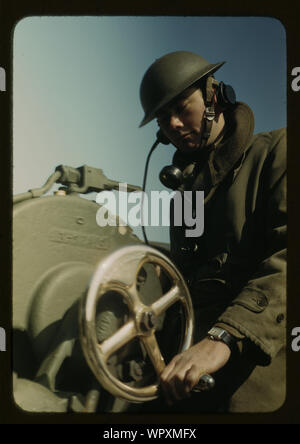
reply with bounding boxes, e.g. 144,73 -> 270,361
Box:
139,51 -> 286,412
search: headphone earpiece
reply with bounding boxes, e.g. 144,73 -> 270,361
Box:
216,81 -> 236,108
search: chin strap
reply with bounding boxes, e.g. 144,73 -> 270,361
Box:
200,76 -> 219,149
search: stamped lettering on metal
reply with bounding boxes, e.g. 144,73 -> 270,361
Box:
49,228 -> 109,250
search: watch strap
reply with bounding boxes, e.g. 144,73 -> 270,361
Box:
207,326 -> 237,352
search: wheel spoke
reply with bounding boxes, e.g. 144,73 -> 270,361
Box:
126,283 -> 144,311
105,252 -> 147,288
151,285 -> 181,316
141,333 -> 166,376
99,320 -> 137,359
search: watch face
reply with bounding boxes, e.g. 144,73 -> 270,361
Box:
208,327 -> 236,352
208,327 -> 227,340
209,327 -> 222,336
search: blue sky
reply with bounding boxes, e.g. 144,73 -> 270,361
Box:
13,16 -> 286,243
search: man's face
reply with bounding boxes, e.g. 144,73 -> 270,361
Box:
156,87 -> 206,153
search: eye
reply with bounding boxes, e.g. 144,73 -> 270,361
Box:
175,101 -> 189,114
156,113 -> 168,125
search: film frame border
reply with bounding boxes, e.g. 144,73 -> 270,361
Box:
0,0 -> 299,425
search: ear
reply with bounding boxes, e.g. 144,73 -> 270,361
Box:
213,92 -> 223,118
213,90 -> 218,104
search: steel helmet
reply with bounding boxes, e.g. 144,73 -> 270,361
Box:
139,51 -> 225,127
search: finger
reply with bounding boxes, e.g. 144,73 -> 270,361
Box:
161,365 -> 193,403
160,355 -> 180,381
162,377 -> 186,405
160,360 -> 178,405
185,365 -> 207,393
160,373 -> 177,406
174,373 -> 192,400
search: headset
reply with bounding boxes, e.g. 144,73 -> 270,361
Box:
141,78 -> 236,243
157,79 -> 236,190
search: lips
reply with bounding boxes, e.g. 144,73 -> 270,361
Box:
177,132 -> 191,141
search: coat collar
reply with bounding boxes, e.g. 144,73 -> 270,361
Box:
208,102 -> 255,187
178,102 -> 255,200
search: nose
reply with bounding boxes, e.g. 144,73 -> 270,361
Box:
169,114 -> 184,130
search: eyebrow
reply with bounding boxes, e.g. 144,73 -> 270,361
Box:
178,86 -> 198,100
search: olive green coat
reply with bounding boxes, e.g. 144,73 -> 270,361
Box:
169,103 -> 286,413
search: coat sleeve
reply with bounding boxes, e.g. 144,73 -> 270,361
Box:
216,129 -> 286,364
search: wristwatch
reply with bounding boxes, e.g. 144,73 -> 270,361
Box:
207,327 -> 237,352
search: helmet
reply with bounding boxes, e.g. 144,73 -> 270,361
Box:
139,51 -> 225,127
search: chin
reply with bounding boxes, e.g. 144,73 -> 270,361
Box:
176,142 -> 199,153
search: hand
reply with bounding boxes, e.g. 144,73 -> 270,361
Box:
160,338 -> 231,405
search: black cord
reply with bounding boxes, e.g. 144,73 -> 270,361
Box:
141,138 -> 160,245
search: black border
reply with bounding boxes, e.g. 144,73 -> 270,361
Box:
1,0 -> 299,425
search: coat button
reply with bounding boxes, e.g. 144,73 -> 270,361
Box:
257,294 -> 268,308
276,314 -> 284,323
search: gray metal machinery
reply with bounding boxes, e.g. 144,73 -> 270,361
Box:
12,165 -> 212,413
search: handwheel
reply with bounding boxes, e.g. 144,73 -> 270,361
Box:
79,245 -> 214,403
